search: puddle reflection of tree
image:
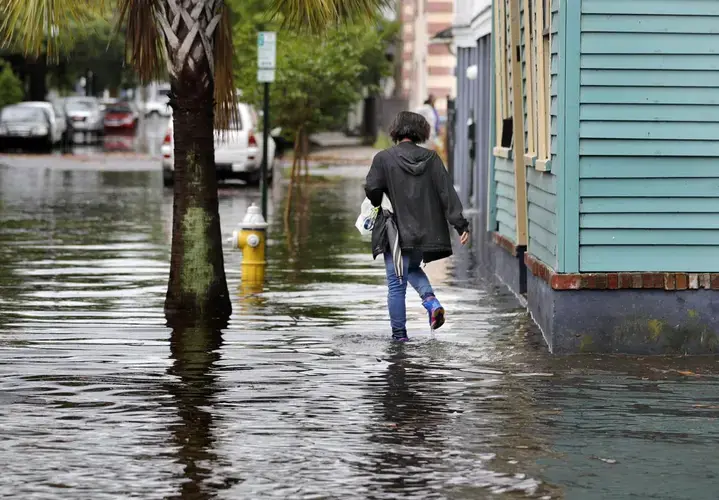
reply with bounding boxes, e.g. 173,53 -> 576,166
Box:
283,173 -> 311,267
165,318 -> 238,499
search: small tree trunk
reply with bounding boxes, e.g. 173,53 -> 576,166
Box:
165,63 -> 231,322
302,130 -> 310,179
291,129 -> 302,181
285,129 -> 302,222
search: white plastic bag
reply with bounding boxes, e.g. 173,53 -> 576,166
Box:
355,195 -> 393,236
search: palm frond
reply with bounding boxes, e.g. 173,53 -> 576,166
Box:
0,0 -> 101,58
116,0 -> 165,83
213,5 -> 238,130
268,0 -> 390,32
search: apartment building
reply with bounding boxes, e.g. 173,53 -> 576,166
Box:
398,0 -> 456,117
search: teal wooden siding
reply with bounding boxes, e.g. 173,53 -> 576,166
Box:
527,168 -> 557,266
495,156 -> 516,241
577,0 -> 719,272
492,0 -> 517,243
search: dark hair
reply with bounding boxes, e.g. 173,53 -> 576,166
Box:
389,111 -> 431,144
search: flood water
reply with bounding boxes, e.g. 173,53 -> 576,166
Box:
0,160 -> 718,499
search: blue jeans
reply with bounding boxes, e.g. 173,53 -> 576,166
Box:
384,251 -> 434,336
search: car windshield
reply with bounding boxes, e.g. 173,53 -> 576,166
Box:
66,99 -> 97,112
1,107 -> 45,122
17,103 -> 53,115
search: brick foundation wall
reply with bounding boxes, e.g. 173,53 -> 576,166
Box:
524,253 -> 719,291
492,232 -> 519,257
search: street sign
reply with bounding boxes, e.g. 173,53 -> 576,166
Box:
257,31 -> 276,69
257,31 -> 277,83
257,69 -> 275,83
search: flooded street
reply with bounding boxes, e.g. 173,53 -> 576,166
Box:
0,157 -> 718,499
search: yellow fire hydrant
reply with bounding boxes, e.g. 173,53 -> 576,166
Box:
232,203 -> 268,288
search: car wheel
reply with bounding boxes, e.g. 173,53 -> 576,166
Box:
244,171 -> 262,186
38,136 -> 52,153
163,170 -> 174,187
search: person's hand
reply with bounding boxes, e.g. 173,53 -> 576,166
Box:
460,232 -> 470,245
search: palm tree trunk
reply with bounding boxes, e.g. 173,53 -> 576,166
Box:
166,66 -> 231,321
161,0 -> 231,322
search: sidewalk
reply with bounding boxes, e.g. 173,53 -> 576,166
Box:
277,144 -> 379,180
279,145 -> 378,166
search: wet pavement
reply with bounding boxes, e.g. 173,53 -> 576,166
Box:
0,155 -> 718,499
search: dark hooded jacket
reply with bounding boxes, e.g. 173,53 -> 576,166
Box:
365,141 -> 469,263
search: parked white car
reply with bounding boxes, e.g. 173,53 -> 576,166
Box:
144,85 -> 172,117
17,101 -> 66,144
161,103 -> 276,187
64,97 -> 104,137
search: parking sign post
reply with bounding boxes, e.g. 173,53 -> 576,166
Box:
257,32 -> 276,221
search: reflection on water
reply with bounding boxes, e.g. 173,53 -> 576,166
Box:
47,115 -> 169,158
166,323 -> 231,499
0,163 -> 718,499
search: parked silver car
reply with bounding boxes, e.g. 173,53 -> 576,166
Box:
0,105 -> 54,151
64,97 -> 104,140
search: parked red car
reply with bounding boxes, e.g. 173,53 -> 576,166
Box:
103,102 -> 139,132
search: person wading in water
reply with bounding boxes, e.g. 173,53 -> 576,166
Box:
365,111 -> 470,342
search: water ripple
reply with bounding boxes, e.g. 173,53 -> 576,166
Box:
0,165 -> 717,499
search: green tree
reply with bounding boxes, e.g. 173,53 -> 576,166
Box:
234,25 -> 362,159
1,0 -> 389,326
232,5 -> 398,165
0,58 -> 23,108
54,17 -> 137,95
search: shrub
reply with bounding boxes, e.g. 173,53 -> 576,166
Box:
0,59 -> 24,109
